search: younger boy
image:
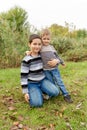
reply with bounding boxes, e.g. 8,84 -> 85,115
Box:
40,29 -> 73,103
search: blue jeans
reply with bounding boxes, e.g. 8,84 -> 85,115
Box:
28,78 -> 59,107
44,68 -> 69,96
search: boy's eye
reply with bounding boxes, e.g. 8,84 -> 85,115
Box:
37,43 -> 41,46
33,43 -> 37,45
43,38 -> 46,40
43,38 -> 50,40
33,43 -> 41,45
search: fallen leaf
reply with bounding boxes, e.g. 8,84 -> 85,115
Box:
2,116 -> 7,120
71,90 -> 78,96
12,112 -> 17,115
23,126 -> 32,130
55,111 -> 59,116
8,106 -> 16,111
18,123 -> 23,129
9,115 -> 17,121
10,125 -> 18,130
80,122 -> 86,126
59,112 -> 63,117
37,125 -> 48,130
61,106 -> 66,113
13,121 -> 19,126
18,115 -> 24,121
49,123 -> 55,129
76,102 -> 82,109
66,122 -> 73,130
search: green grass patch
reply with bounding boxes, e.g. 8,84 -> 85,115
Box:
0,61 -> 87,130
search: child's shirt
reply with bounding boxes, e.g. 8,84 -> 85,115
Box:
41,45 -> 64,70
21,55 -> 45,93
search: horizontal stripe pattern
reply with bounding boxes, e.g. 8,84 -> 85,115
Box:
21,55 -> 45,93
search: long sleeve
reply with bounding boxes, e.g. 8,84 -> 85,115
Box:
54,52 -> 64,65
52,45 -> 64,65
21,59 -> 29,94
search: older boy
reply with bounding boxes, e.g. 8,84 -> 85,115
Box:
21,34 -> 59,107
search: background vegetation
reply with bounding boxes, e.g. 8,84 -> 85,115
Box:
0,6 -> 87,68
0,7 -> 30,68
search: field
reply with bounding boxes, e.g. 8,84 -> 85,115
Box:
0,61 -> 87,130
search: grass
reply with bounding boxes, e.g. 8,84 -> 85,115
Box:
0,61 -> 87,130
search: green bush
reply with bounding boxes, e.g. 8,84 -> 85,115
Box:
0,19 -> 29,68
52,37 -> 75,53
64,48 -> 87,62
52,37 -> 87,62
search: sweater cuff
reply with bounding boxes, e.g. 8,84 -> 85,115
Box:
22,88 -> 28,94
22,85 -> 28,94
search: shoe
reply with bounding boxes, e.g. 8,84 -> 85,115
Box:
64,95 -> 73,103
42,94 -> 49,100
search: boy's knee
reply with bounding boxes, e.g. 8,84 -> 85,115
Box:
30,99 -> 43,107
53,88 -> 59,97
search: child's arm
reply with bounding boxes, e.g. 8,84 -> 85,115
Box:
54,52 -> 65,65
47,51 -> 66,67
48,58 -> 66,67
47,59 -> 60,67
21,58 -> 30,102
49,45 -> 65,67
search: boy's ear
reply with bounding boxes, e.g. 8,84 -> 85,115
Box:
28,43 -> 30,47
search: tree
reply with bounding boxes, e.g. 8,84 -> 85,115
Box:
0,6 -> 30,68
49,24 -> 69,37
0,6 -> 29,32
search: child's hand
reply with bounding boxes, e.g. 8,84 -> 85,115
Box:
47,59 -> 60,67
24,93 -> 29,102
25,51 -> 31,55
61,63 -> 66,68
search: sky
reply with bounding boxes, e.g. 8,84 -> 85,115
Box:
0,0 -> 87,30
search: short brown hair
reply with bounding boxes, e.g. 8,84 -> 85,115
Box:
29,34 -> 42,43
41,28 -> 51,37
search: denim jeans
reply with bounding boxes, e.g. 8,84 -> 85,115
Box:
44,68 -> 69,96
28,78 -> 59,107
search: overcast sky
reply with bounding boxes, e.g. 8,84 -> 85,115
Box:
0,0 -> 87,29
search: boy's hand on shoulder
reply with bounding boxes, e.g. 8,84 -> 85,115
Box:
47,59 -> 60,67
25,51 -> 31,56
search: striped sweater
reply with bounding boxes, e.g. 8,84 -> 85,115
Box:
21,55 -> 45,93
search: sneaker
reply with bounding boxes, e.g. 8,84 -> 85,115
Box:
42,94 -> 49,100
64,95 -> 73,103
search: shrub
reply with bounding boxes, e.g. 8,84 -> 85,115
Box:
52,37 -> 75,53
0,19 -> 29,68
52,36 -> 87,62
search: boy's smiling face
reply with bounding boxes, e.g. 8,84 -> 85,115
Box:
42,35 -> 51,46
29,38 -> 42,55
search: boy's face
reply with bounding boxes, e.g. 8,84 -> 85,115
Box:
29,38 -> 42,54
42,35 -> 51,46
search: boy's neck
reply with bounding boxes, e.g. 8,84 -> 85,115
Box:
43,44 -> 50,46
30,52 -> 39,57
